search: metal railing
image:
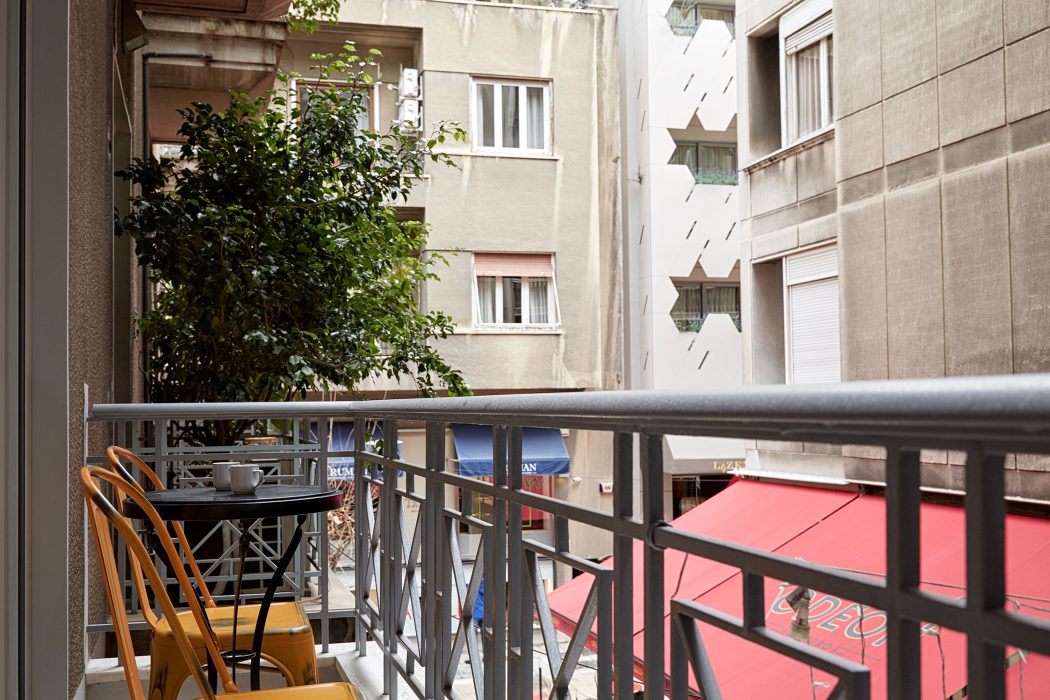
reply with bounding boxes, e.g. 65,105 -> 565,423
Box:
88,374 -> 1050,699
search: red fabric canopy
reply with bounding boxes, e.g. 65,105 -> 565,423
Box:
547,480 -> 1050,698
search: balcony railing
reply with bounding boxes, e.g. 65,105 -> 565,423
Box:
87,374 -> 1050,699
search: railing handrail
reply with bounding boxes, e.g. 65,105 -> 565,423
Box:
90,373 -> 1050,449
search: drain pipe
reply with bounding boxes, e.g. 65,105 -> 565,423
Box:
141,51 -> 212,159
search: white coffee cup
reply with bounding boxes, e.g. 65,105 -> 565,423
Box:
230,464 -> 264,495
212,461 -> 239,491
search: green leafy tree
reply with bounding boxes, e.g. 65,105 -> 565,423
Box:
117,47 -> 469,445
287,0 -> 340,33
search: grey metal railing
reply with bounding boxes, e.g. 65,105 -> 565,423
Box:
88,374 -> 1050,699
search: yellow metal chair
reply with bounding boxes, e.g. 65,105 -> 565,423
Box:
105,447 -> 320,699
82,466 -> 365,700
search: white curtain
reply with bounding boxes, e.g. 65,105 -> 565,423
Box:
526,87 -> 545,150
477,277 -> 497,323
502,277 -> 522,323
704,285 -> 739,315
501,85 -> 520,148
528,279 -> 549,323
477,84 -> 495,147
794,43 -> 822,138
671,144 -> 698,172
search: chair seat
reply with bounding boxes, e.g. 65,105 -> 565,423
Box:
155,601 -> 313,647
194,682 -> 365,700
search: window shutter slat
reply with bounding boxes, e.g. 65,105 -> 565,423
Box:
785,12 -> 833,54
788,277 -> 840,384
780,0 -> 832,37
785,245 -> 838,284
474,253 -> 553,278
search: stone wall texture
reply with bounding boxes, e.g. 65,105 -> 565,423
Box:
738,0 -> 1050,495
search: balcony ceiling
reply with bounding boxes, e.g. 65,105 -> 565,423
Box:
142,11 -> 287,93
136,0 -> 291,21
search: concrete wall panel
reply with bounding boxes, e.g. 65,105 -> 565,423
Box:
837,103 -> 884,180
1008,144 -> 1050,372
884,180 -> 945,378
881,0 -> 936,97
938,0 -> 1004,72
941,160 -> 1013,375
1006,28 -> 1050,123
797,214 -> 836,247
796,137 -> 836,200
883,79 -> 939,164
939,51 -> 1007,145
1005,0 -> 1050,43
834,0 -> 882,117
838,198 -> 888,381
749,156 -> 796,215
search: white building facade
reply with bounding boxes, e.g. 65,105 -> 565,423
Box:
621,0 -> 745,515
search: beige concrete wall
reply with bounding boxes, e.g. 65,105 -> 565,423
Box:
738,0 -> 1050,498
285,3 -> 621,399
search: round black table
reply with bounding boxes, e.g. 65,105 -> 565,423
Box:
125,485 -> 342,690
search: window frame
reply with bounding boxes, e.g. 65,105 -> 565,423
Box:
471,78 -> 552,155
779,0 -> 834,146
670,281 -> 742,332
667,1 -> 736,38
292,77 -> 378,132
671,140 -> 739,185
460,475 -> 551,532
782,245 -> 840,385
471,254 -> 560,328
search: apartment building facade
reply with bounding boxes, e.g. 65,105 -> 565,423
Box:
621,0 -> 745,516
737,0 -> 1050,499
275,1 -> 624,560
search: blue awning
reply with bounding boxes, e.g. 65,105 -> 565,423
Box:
313,421 -> 396,481
451,424 -> 571,477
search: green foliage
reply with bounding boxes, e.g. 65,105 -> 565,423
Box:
287,0 -> 341,33
116,47 -> 470,444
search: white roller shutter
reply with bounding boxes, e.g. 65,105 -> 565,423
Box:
785,246 -> 840,384
784,13 -> 833,54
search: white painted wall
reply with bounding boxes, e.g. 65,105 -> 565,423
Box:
622,0 -> 746,469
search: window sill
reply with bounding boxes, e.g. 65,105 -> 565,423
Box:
457,326 -> 564,335
741,125 -> 835,174
462,151 -> 561,162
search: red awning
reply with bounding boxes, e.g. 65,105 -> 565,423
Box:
547,480 -> 1050,698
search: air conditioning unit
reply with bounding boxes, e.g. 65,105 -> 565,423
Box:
398,98 -> 420,128
399,68 -> 420,98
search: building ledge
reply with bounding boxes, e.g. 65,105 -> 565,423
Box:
742,125 -> 835,174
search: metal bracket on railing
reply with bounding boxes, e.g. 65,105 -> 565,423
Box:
646,519 -> 670,551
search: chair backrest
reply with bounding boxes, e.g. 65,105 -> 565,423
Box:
105,446 -> 215,612
80,466 -> 236,697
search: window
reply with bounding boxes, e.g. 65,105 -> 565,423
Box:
295,80 -> 375,132
784,246 -> 839,384
460,475 -> 550,531
473,79 -> 550,153
671,142 -> 738,185
670,282 -> 741,332
780,0 -> 833,144
666,1 -> 736,38
473,253 -> 559,326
